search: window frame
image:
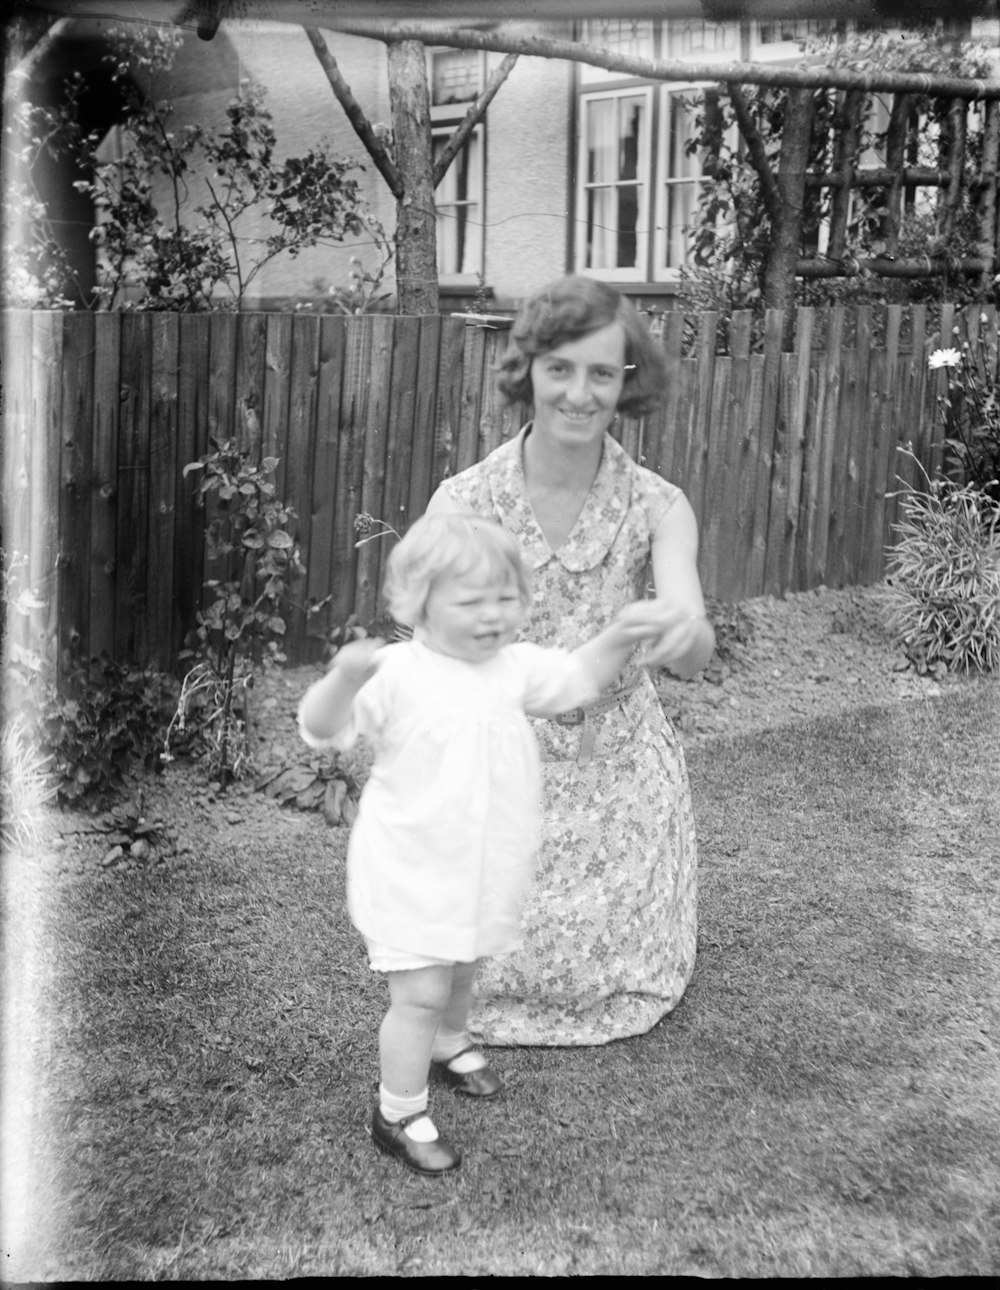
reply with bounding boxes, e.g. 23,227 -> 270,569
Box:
433,123 -> 485,283
573,83 -> 654,283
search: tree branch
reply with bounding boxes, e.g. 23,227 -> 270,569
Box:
328,20 -> 1000,102
432,52 -> 518,188
727,82 -> 781,224
303,26 -> 403,200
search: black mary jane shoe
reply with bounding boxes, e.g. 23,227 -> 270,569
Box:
371,1107 -> 461,1175
434,1045 -> 504,1098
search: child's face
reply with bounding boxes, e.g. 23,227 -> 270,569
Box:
420,563 -> 524,663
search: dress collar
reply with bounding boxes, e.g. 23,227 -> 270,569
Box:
486,425 -> 632,572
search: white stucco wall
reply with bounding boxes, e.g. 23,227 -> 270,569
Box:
163,19 -> 573,309
483,45 -> 573,304
166,21 -> 398,306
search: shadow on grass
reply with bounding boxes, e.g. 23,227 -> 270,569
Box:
5,683 -> 998,1277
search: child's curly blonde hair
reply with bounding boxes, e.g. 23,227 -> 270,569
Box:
384,512 -> 532,627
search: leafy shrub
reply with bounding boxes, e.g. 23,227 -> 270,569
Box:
929,330 -> 1000,507
885,456 -> 1000,674
168,438 -> 303,786
9,652 -> 176,808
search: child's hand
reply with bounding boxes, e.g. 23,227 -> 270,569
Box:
332,637 -> 385,686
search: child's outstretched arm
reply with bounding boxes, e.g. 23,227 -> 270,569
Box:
298,638 -> 383,743
572,610 -> 662,693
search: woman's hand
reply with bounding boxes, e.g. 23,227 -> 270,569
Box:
615,600 -> 714,677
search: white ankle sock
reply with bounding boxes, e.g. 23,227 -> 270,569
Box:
379,1085 -> 438,1141
431,1028 -> 486,1072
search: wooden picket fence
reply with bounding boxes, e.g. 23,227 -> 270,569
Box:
2,302 -> 977,677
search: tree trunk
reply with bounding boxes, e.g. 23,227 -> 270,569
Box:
764,87 -> 815,320
386,40 -> 438,315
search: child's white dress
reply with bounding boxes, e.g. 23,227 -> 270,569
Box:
301,638 -> 598,963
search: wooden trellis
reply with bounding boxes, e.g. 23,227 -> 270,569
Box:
792,91 -> 1000,293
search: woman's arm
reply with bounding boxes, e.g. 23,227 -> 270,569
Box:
615,493 -> 715,680
298,638 -> 383,743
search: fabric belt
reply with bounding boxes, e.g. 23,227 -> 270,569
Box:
546,673 -> 646,767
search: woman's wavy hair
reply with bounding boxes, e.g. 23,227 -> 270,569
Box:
384,512 -> 532,627
495,275 -> 668,418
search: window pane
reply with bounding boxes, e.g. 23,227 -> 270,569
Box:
586,99 -> 616,183
431,50 -> 481,106
619,99 -> 642,181
434,132 -> 483,275
579,90 -> 649,273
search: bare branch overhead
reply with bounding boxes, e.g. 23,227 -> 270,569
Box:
326,20 -> 1000,101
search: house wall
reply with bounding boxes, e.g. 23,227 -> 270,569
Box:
165,22 -> 398,306
483,36 -> 574,305
162,20 -> 574,310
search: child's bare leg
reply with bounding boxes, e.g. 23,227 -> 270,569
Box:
373,964 -> 461,1173
441,959 -> 479,1038
432,960 -> 502,1097
380,964 -> 454,1100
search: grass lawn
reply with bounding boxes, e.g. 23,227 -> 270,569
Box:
4,681 -> 998,1278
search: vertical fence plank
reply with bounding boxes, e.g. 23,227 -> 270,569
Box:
683,312 -> 718,522
714,312 -> 753,601
730,351 -> 765,601
382,314 -> 421,542
147,314 -> 179,674
235,313 -> 267,455
331,315 -> 373,626
174,314 -> 210,666
646,312 -> 685,484
30,313 -> 63,670
753,310 -> 784,597
805,307 -> 844,589
4,313 -> 35,661
432,317 -> 467,488
262,313 -> 293,499
116,314 -> 151,661
841,306 -> 873,585
698,355 -> 731,599
456,320 -> 487,474
284,314 -> 321,660
354,315 -> 394,627
208,313 -> 238,448
89,312 -> 121,662
780,306 -> 813,594
407,315 -> 443,521
474,325 -> 508,461
58,312 -> 94,677
865,305 -> 902,584
667,356 -> 697,495
854,308 -> 884,586
304,313 -> 347,647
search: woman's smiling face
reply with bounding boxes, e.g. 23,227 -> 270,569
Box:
529,321 -> 627,450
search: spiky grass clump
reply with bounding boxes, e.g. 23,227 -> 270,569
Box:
885,464 -> 1000,674
1,718 -> 55,852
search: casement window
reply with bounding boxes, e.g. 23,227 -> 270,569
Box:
574,21 -> 737,283
432,128 -> 484,278
429,47 -> 486,281
577,87 -> 653,279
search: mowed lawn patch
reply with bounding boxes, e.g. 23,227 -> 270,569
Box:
5,680 -> 998,1278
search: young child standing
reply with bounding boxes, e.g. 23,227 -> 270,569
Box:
298,512 -> 657,1176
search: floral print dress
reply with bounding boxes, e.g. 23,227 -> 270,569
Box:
435,426 -> 698,1045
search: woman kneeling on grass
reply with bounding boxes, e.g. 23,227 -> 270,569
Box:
297,512 -> 659,1175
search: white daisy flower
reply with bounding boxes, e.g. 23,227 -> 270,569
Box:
928,348 -> 962,369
